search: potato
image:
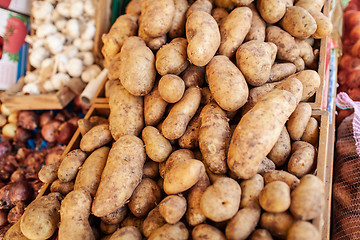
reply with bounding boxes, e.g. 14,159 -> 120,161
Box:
4,220 -> 29,240
169,0 -> 189,38
258,157 -> 276,174
143,160 -> 159,179
295,39 -> 317,69
257,0 -> 286,24
267,127 -> 291,167
138,17 -> 167,51
250,229 -> 273,240
80,124 -> 112,152
109,226 -> 142,240
38,160 -> 61,184
159,195 -> 187,224
236,40 -> 277,86
92,135 -> 146,217
232,0 -> 254,6
301,117 -> 319,146
156,38 -> 189,76
207,55 -> 248,111
200,177 -> 241,222
186,0 -> 212,18
121,214 -> 144,234
288,141 -> 316,178
192,224 -> 225,240
199,103 -> 230,174
260,212 -> 294,239
287,221 -> 321,240
287,103 -> 312,141
109,81 -> 144,140
213,0 -> 235,9
309,10 -> 333,39
142,126 -> 172,163
142,206 -> 166,237
59,190 -> 94,240
295,0 -> 325,12
144,83 -> 167,126
201,87 -> 215,105
158,75 -> 186,103
211,8 -> 229,26
186,11 -> 220,67
148,222 -> 189,240
20,192 -> 61,240
290,174 -> 325,220
128,178 -> 161,218
100,221 -> 119,235
288,70 -> 320,101
245,4 -> 266,42
164,159 -> 205,194
280,6 -> 317,38
162,87 -> 201,140
141,0 -> 175,37
262,170 -> 300,190
228,89 -> 297,179
160,149 -> 194,178
268,63 -> 297,83
117,36 -> 156,96
225,206 -> 261,240
50,179 -> 74,195
178,110 -> 201,149
219,7 -> 252,58
101,206 -> 128,225
181,64 -> 205,88
58,149 -> 86,182
74,147 -> 109,197
239,175 -> 263,209
266,26 -> 300,62
126,0 -> 142,16
186,171 -> 210,226
101,14 -> 138,65
259,181 -> 291,213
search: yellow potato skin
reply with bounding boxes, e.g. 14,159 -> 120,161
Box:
169,0 -> 189,38
287,103 -> 312,141
144,83 -> 167,126
192,224 -> 225,240
142,126 -> 172,162
257,0 -> 286,24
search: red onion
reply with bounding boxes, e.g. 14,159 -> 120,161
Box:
14,127 -> 32,143
0,185 -> 12,210
0,211 -> 7,227
9,181 -> 33,204
41,120 -> 62,143
0,142 -> 11,158
18,111 -> 39,130
40,112 -> 53,127
10,169 -> 26,183
55,122 -> 76,145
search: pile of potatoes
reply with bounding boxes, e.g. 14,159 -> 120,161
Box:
5,0 -> 331,239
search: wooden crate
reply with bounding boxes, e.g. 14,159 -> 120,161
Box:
1,0 -> 112,111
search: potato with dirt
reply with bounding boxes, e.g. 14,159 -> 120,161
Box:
50,179 -> 74,195
212,8 -> 229,26
159,195 -> 187,224
268,63 -> 297,83
108,226 -> 142,240
192,224 -> 226,240
144,83 -> 167,126
280,6 -> 317,38
257,0 -> 287,24
301,117 -> 319,146
262,170 -> 300,190
169,0 -> 189,38
158,75 -> 186,103
287,103 -> 312,141
186,11 -> 220,67
240,174 -> 264,208
219,7 -> 252,58
186,0 -> 213,18
178,109 -> 201,149
259,181 -> 291,213
79,124 -> 112,152
4,220 -> 28,240
142,126 -> 172,162
181,64 -> 205,88
309,10 -> 333,39
250,229 -> 273,240
207,55 -> 249,111
267,127 -> 291,167
148,222 -> 189,240
228,89 -> 297,179
92,135 -> 146,217
288,141 -> 316,178
57,149 -> 87,182
245,4 -> 266,42
287,221 -> 321,240
260,212 -> 295,239
101,206 -> 128,225
142,206 -> 166,237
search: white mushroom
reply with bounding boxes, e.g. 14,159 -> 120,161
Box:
77,51 -> 94,66
36,23 -> 57,38
43,80 -> 56,92
56,2 -> 71,18
84,0 -> 96,17
63,45 -> 79,59
81,22 -> 96,40
70,1 -> 84,18
24,71 -> 39,84
31,1 -> 54,20
51,73 -> 71,89
81,64 -> 101,83
65,19 -> 80,39
56,54 -> 69,73
46,33 -> 66,54
66,58 -> 83,77
23,83 -> 41,95
29,47 -> 50,68
55,18 -> 67,31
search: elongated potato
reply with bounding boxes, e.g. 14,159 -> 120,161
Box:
109,226 -> 142,240
162,86 -> 201,140
228,89 -> 297,179
109,81 -> 144,140
92,135 -> 146,217
50,179 -> 74,195
291,69 -> 321,101
159,195 -> 187,224
287,221 -> 321,240
290,174 -> 325,220
236,40 -> 277,86
181,64 -> 205,88
301,117 -> 319,146
240,174 -> 264,208
4,220 -> 28,240
259,181 -> 291,213
219,7 -> 252,58
74,147 -> 110,197
288,141 -> 316,178
200,177 -> 241,222
280,6 -> 317,38
141,0 -> 175,37
160,149 -> 194,178
250,229 -> 273,240
268,63 -> 297,83
186,0 -> 212,18
128,178 -> 161,218
295,0 -> 325,12
245,4 -> 266,42
207,55 -> 248,111
260,212 -> 294,239
309,10 -> 333,39
158,75 -> 185,103
266,26 -> 300,62
156,38 -> 189,76
192,224 -> 225,240
101,206 -> 128,225
148,222 -> 189,240
142,126 -> 172,162
164,159 -> 205,194
262,170 -> 300,190
186,11 -> 220,67
20,193 -> 61,240
225,206 -> 261,240
144,83 -> 167,126
142,206 -> 166,237
257,0 -> 286,24
169,0 -> 189,38
117,36 -> 156,96
59,189 -> 94,240
38,160 -> 61,184
80,124 -> 112,152
58,149 -> 87,182
178,109 -> 201,149
287,103 -> 312,141
199,103 -> 230,174
268,127 -> 291,167
212,8 -> 229,26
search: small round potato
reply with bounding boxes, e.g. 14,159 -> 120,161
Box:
258,157 -> 276,174
158,75 -> 186,103
287,221 -> 321,240
260,212 -> 295,239
200,177 -> 241,222
257,0 -> 287,24
288,141 -> 316,178
160,149 -> 194,178
142,126 -> 173,162
192,224 -> 225,240
240,174 -> 264,208
259,181 -> 291,213
100,221 -> 118,235
159,195 -> 187,224
50,179 -> 74,196
250,229 -> 273,240
143,160 -> 159,179
280,6 -> 317,38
